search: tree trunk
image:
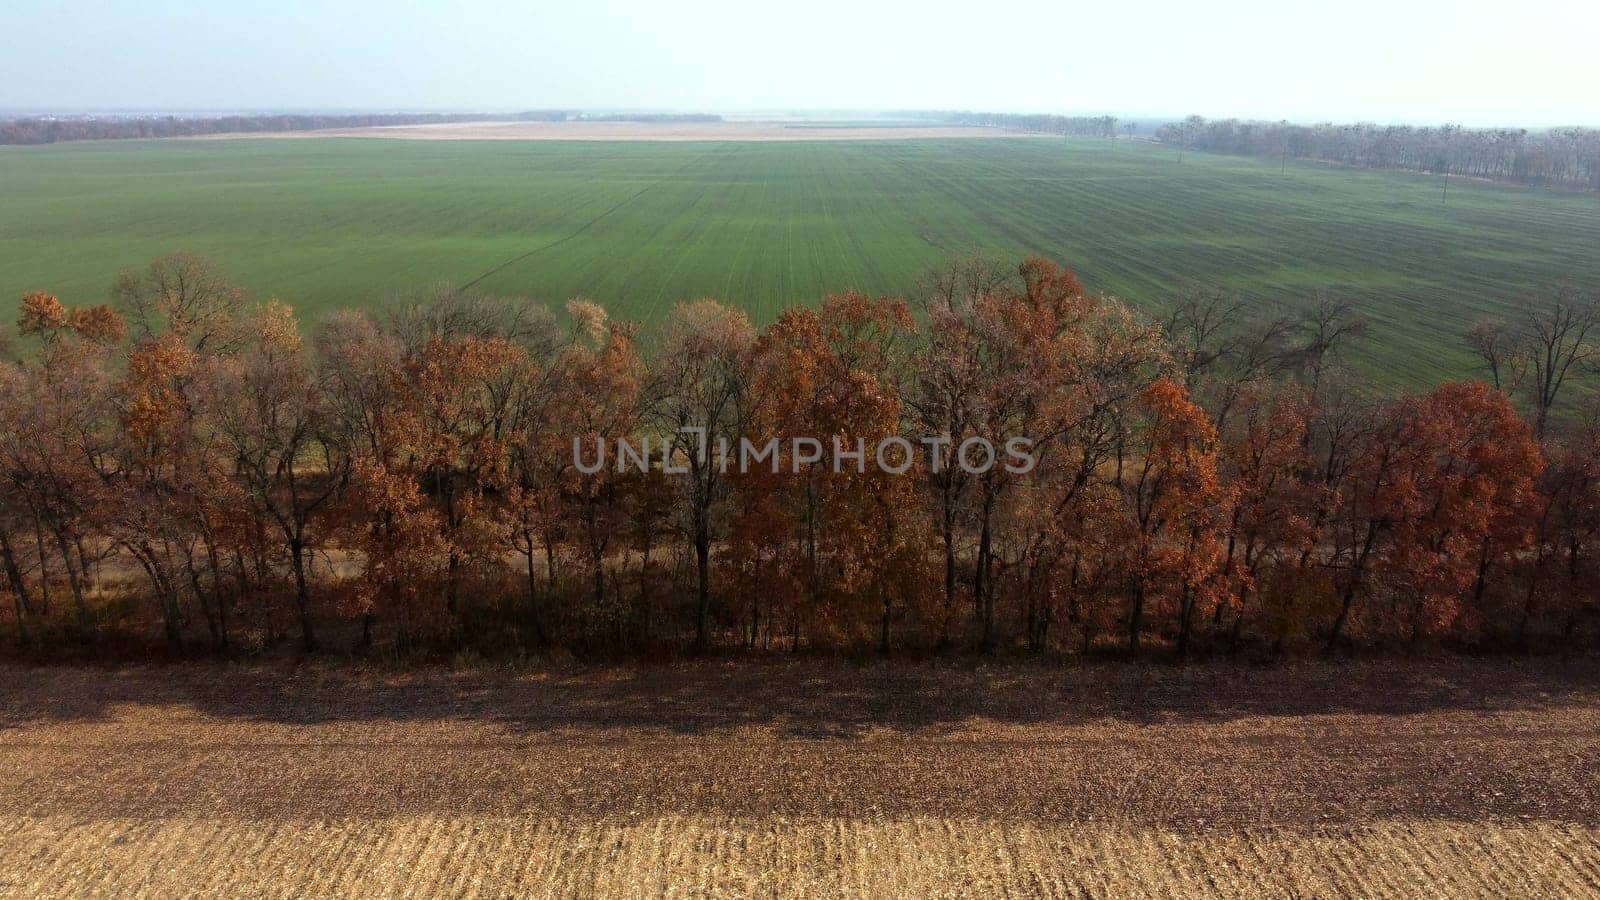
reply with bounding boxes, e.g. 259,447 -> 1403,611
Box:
1176,583 -> 1195,660
638,530 -> 654,648
975,501 -> 995,653
33,517 -> 50,615
693,525 -> 711,653
288,538 -> 318,652
1327,581 -> 1357,655
523,543 -> 548,647
1328,523 -> 1378,654
1128,580 -> 1145,657
206,539 -> 229,652
52,530 -> 94,644
938,505 -> 957,651
544,531 -> 557,586
186,555 -> 221,649
76,537 -> 96,595
1470,535 -> 1493,611
445,550 -> 461,616
0,532 -> 33,646
5,583 -> 28,647
880,584 -> 892,656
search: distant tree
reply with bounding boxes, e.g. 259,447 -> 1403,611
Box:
1156,116 -> 1600,191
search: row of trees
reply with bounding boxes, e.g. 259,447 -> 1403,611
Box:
0,112 -> 722,145
2,253 -> 1597,659
1157,116 -> 1600,190
937,112 -> 1123,139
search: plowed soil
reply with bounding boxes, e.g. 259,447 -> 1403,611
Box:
2,659 -> 1597,897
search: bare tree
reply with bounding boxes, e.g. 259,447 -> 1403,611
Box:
197,304 -> 347,652
382,285 -> 556,353
114,252 -> 250,353
1285,294 -> 1369,402
1162,287 -> 1246,389
1464,317 -> 1526,392
1163,288 -> 1298,427
1516,284 -> 1598,439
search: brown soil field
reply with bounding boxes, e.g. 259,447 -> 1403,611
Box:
201,120 -> 1041,141
2,658 -> 1599,897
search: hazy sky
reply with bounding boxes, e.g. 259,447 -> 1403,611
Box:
4,0 -> 1597,125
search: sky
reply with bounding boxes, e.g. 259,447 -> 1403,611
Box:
3,0 -> 1597,126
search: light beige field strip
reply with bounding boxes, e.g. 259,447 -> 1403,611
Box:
1,816 -> 1597,898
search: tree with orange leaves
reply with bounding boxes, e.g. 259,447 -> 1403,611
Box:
1003,292 -> 1166,653
1213,380 -> 1319,652
99,255 -> 250,652
1117,378 -> 1230,657
1532,414 -> 1600,642
1326,382 -> 1541,649
18,291 -> 124,347
390,333 -> 531,619
559,300 -> 646,618
1,292 -> 128,646
501,353 -> 569,648
915,257 -> 1167,651
742,290 -> 919,650
1386,382 -> 1542,643
108,332 -> 206,649
17,292 -> 69,337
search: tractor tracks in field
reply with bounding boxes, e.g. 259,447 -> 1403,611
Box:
458,147 -> 719,293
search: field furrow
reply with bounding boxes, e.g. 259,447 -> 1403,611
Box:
6,138 -> 1600,384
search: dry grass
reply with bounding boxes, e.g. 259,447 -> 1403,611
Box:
2,659 -> 1599,897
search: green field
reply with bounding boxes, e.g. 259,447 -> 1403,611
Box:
3,137 -> 1598,383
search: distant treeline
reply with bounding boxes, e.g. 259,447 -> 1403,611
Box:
0,111 -> 724,145
580,113 -> 722,124
935,111 -> 1122,138
1156,116 -> 1600,191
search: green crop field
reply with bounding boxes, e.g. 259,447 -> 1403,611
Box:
3,136 -> 1598,384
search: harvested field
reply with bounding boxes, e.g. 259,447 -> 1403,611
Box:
5,817 -> 1598,898
204,120 -> 1039,141
2,658 -> 1599,896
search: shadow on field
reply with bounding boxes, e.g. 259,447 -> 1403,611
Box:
3,656 -> 1597,738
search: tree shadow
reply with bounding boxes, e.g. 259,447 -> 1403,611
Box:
5,657 -> 1600,826
3,655 -> 1597,739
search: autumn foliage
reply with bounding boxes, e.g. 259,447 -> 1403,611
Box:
0,252 -> 1594,658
